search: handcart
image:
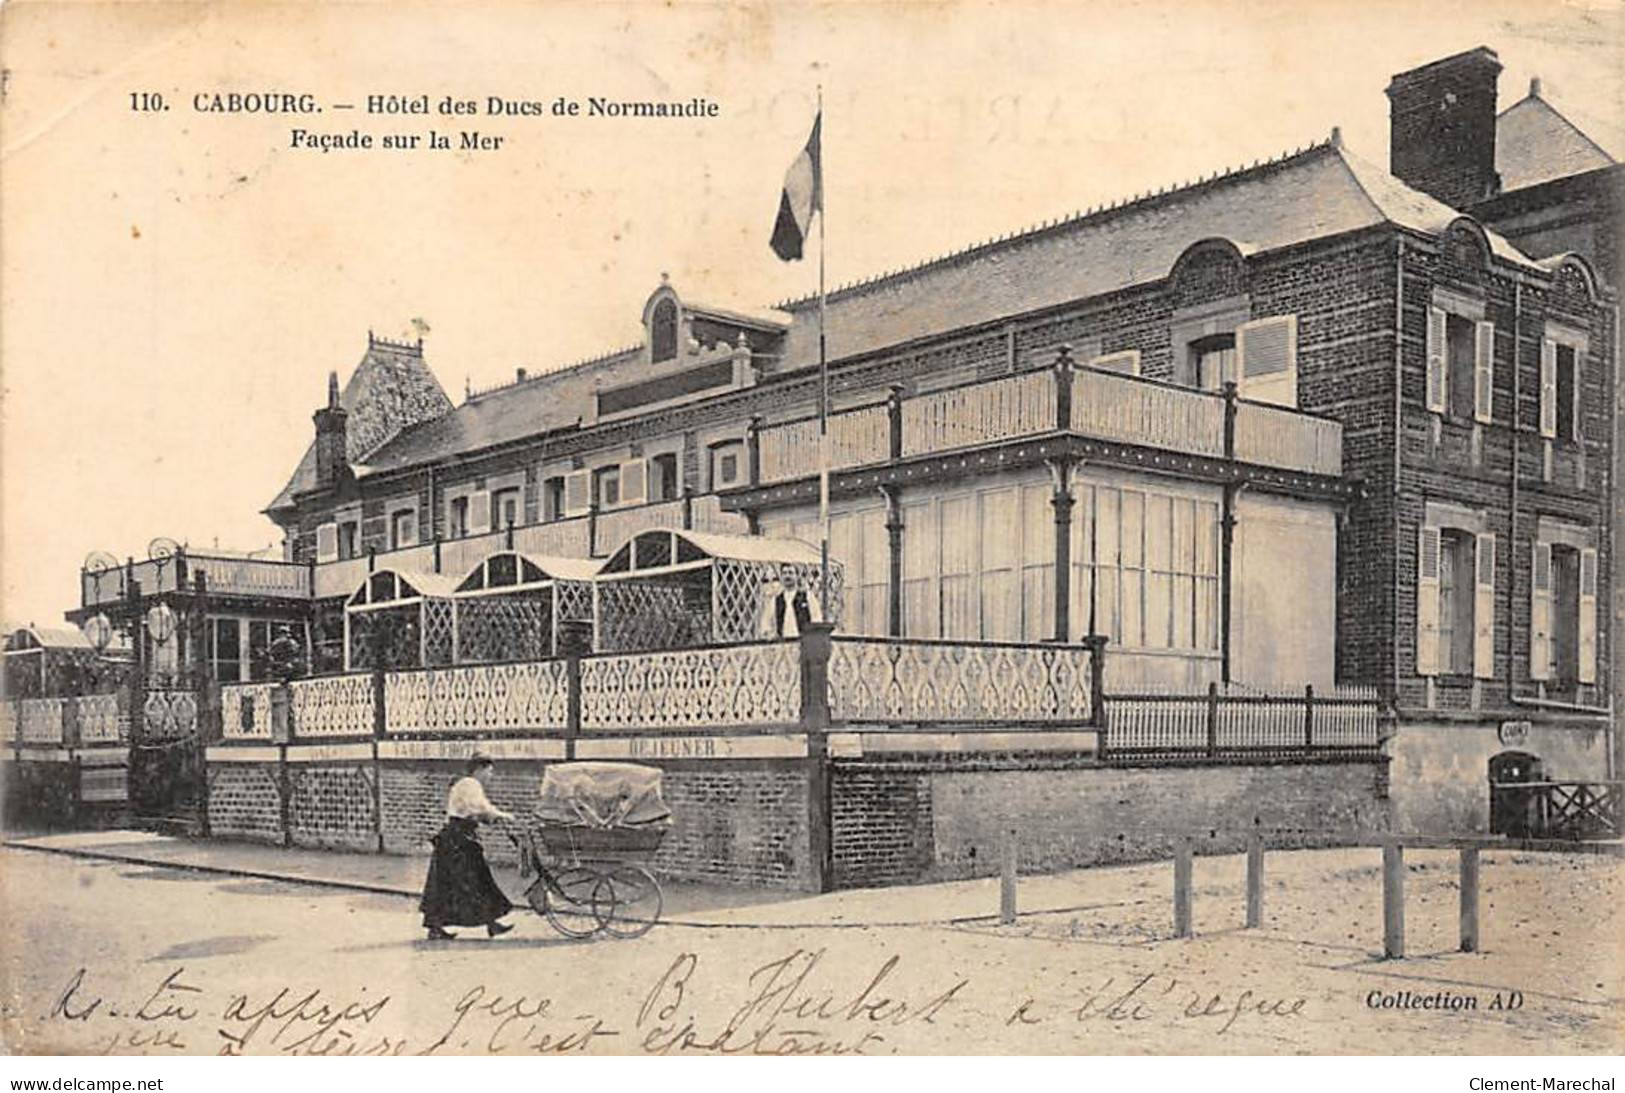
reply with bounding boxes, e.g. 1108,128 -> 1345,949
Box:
509,762 -> 670,939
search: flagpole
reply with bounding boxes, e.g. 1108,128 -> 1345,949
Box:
817,83 -> 831,618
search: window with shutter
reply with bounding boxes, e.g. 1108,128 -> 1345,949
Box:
463,493 -> 487,535
1473,321 -> 1495,423
563,471 -> 591,517
316,523 -> 339,563
1578,547 -> 1597,684
1235,315 -> 1298,407
1473,532 -> 1495,678
1416,526 -> 1441,676
1530,542 -> 1552,681
1426,307 -> 1448,413
1539,339 -> 1558,439
621,459 -> 648,507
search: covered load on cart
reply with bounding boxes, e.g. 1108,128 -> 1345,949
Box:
519,762 -> 671,939
535,762 -> 671,855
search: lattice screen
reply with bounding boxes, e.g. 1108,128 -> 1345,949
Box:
456,595 -> 551,663
595,580 -> 708,652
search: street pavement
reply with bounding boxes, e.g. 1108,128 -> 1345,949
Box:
0,837 -> 1620,1055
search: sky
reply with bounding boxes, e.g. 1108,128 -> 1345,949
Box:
2,0 -> 1621,629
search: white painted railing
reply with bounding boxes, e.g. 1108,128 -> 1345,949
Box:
72,694 -> 124,744
828,637 -> 1094,723
220,682 -> 277,740
902,370 -> 1055,456
384,660 -> 570,734
1072,369 -> 1226,458
287,674 -> 374,736
688,494 -> 751,536
580,642 -> 802,730
513,518 -> 592,559
313,554 -> 371,599
15,698 -> 65,744
1233,401 -> 1342,476
760,404 -> 891,484
595,499 -> 687,557
188,555 -> 310,598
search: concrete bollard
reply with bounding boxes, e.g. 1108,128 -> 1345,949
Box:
1459,847 -> 1480,953
1382,840 -> 1405,959
1173,836 -> 1193,938
999,828 -> 1018,925
1245,833 -> 1264,929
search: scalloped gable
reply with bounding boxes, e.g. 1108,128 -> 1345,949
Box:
264,337 -> 452,513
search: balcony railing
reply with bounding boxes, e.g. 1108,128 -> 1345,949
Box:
902,369 -> 1056,457
384,660 -> 569,735
595,499 -> 687,556
1233,401 -> 1342,476
760,404 -> 892,485
187,555 -> 311,598
736,362 -> 1345,497
1072,369 -> 1226,459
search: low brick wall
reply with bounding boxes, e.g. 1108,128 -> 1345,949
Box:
208,754 -> 816,889
832,756 -> 1392,887
204,750 -> 1391,891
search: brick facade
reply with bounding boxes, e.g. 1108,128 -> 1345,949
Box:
832,757 -> 1391,887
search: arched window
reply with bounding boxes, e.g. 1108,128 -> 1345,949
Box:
651,299 -> 678,363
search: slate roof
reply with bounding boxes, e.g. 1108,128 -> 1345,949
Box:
315,138 -> 1544,482
1495,88 -> 1619,193
265,338 -> 453,513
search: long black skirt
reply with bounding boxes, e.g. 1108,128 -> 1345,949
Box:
420,817 -> 515,928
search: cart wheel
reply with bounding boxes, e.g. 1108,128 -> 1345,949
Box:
594,865 -> 662,939
541,866 -> 605,939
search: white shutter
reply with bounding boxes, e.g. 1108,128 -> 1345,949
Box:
1578,547 -> 1598,684
1416,526 -> 1441,676
1235,315 -> 1298,407
1530,541 -> 1552,681
1473,321 -> 1495,423
1426,307 -> 1448,413
1539,338 -> 1558,438
621,459 -> 648,507
315,523 -> 339,563
1473,532 -> 1495,679
563,470 -> 591,517
469,492 -> 492,535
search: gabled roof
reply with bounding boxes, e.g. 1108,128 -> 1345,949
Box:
265,336 -> 453,513
1496,88 -> 1619,193
329,138 -> 1542,479
773,139 -> 1539,369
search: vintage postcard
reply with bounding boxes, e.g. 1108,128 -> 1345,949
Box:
1,0 -> 1621,1068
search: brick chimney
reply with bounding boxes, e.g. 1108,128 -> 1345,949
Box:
1386,47 -> 1503,209
312,371 -> 348,491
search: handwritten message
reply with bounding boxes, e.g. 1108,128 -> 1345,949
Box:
30,948 -> 1307,1056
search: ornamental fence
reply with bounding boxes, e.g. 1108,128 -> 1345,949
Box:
1102,681 -> 1383,760
207,631 -> 1385,762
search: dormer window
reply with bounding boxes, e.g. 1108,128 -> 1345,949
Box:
651,299 -> 678,363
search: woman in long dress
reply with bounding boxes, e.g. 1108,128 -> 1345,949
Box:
420,751 -> 517,940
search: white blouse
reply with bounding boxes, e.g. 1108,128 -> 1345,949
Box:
446,776 -> 504,820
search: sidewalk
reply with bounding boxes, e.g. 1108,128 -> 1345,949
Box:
0,829 -> 787,922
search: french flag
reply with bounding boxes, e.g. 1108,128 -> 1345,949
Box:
770,112 -> 822,262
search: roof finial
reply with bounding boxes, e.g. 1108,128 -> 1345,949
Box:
1329,125 -> 1343,149
326,371 -> 340,408
1530,76 -> 1542,98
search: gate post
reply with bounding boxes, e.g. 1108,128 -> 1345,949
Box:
559,620 -> 594,761
799,623 -> 835,894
